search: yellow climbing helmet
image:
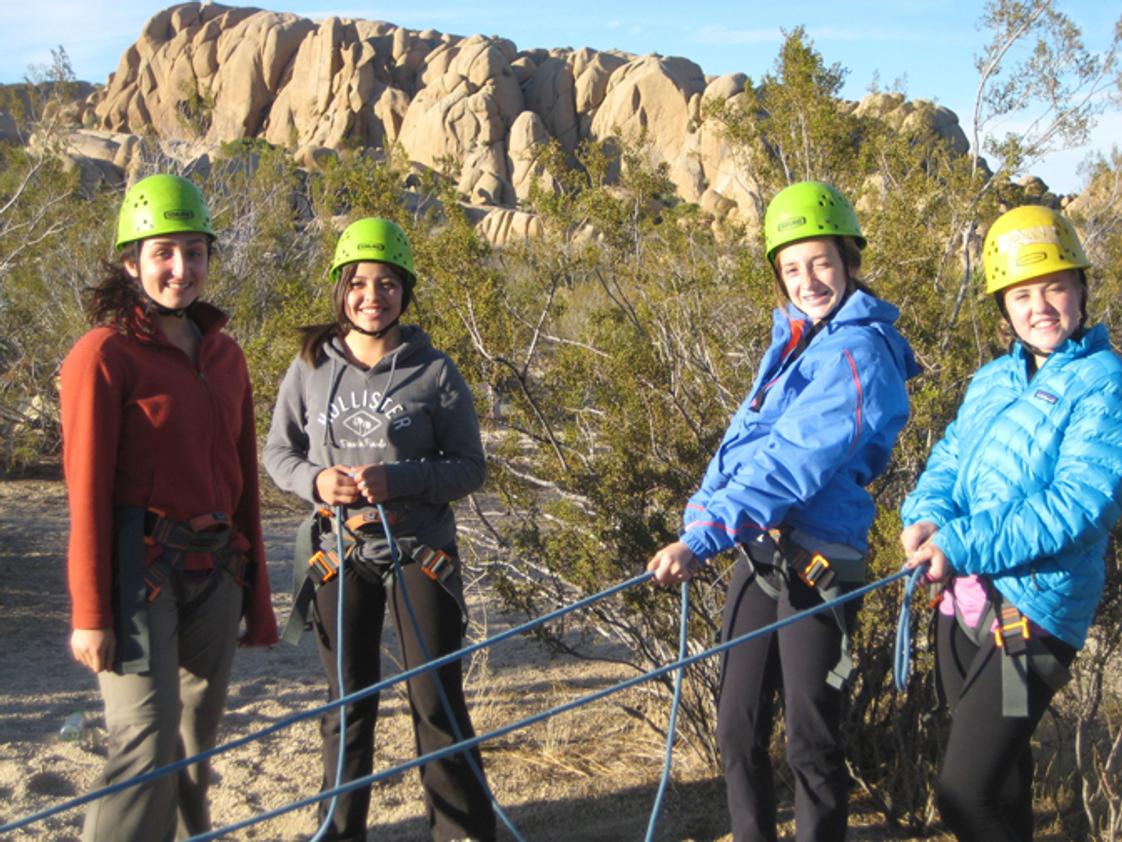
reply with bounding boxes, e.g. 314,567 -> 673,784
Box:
982,205 -> 1090,295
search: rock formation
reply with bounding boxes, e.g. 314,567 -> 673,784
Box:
11,2 -> 980,244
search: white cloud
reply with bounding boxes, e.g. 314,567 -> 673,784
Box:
689,24 -> 780,46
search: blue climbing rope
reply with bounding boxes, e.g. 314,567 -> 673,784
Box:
186,567 -> 913,841
894,564 -> 929,691
0,570 -> 652,834
377,504 -> 526,842
308,504 -> 350,842
644,580 -> 689,842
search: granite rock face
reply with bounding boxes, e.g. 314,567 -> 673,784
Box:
39,3 -> 979,242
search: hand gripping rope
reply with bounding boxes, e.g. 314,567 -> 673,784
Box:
183,567 -> 912,841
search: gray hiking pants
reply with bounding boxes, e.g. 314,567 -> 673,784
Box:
82,569 -> 242,842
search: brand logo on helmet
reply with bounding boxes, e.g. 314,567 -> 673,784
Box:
1016,251 -> 1048,267
358,243 -> 385,251
164,210 -> 195,221
778,216 -> 807,232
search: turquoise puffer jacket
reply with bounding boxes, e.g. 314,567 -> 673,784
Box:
682,289 -> 918,559
902,324 -> 1122,648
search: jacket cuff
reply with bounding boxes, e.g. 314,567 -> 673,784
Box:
383,462 -> 424,498
931,530 -> 963,574
71,606 -> 113,630
681,527 -> 726,562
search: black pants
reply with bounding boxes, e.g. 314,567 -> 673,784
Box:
934,612 -> 1075,842
716,561 -> 858,842
311,555 -> 496,842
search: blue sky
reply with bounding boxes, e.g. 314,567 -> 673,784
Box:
1,1 -> 1118,193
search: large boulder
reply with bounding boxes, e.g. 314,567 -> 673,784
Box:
521,56 -> 578,151
507,110 -> 560,202
95,4 -> 313,143
398,36 -> 523,205
589,55 -> 707,177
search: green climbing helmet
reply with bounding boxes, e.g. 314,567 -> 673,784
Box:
330,218 -> 415,283
115,174 -> 216,250
764,181 -> 865,264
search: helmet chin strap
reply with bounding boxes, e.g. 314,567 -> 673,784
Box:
348,317 -> 399,339
149,299 -> 188,318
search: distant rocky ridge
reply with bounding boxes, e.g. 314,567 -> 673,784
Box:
3,3 -> 1068,244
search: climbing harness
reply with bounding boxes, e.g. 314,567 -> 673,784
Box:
948,579 -> 1070,718
892,570 -> 1070,716
283,506 -> 465,644
740,527 -> 866,688
114,507 -> 247,673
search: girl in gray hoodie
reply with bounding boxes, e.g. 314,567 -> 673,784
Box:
264,218 -> 495,842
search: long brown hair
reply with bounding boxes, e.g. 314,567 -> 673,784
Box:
84,247 -> 146,329
298,262 -> 408,364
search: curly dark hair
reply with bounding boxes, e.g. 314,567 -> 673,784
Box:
83,239 -> 216,330
83,247 -> 148,330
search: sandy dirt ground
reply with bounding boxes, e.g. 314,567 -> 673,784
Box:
0,476 -> 954,841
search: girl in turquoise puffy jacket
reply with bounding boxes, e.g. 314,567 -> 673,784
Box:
902,205 -> 1122,841
649,181 -> 919,841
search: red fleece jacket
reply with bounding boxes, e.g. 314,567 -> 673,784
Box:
60,303 -> 278,646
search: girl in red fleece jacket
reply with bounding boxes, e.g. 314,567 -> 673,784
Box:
60,174 -> 277,842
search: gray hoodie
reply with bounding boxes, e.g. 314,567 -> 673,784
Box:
263,325 -> 485,555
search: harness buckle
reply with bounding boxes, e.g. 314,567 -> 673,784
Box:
144,508 -> 171,546
144,566 -> 168,602
308,550 -> 340,586
415,545 -> 454,584
798,553 -> 835,590
995,605 -> 1030,655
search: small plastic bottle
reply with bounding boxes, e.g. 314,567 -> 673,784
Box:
59,712 -> 85,742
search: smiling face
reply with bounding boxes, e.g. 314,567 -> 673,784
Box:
343,261 -> 404,334
1001,269 -> 1084,360
124,233 -> 210,311
774,237 -> 849,323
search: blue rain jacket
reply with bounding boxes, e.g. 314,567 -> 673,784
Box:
682,289 -> 919,560
901,324 -> 1122,648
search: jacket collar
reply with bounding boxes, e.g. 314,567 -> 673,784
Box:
1010,322 -> 1108,366
128,300 -> 229,345
777,288 -> 900,335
